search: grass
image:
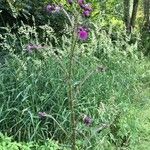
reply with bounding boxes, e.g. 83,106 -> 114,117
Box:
0,50 -> 148,149
133,58 -> 150,150
0,23 -> 150,149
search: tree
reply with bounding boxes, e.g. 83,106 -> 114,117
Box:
142,0 -> 150,55
143,0 -> 150,30
123,0 -> 139,33
130,0 -> 139,29
124,0 -> 131,33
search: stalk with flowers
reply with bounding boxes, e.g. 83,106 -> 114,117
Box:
26,1 -> 92,148
66,0 -> 92,149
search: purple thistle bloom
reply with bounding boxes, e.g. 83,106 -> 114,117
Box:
78,27 -> 89,41
78,0 -> 85,9
55,6 -> 61,12
82,3 -> 92,11
68,0 -> 73,5
26,44 -> 38,53
78,0 -> 84,6
46,4 -> 55,13
83,10 -> 91,17
82,3 -> 92,17
83,115 -> 92,126
46,4 -> 61,14
26,44 -> 42,53
78,1 -> 92,17
38,112 -> 47,118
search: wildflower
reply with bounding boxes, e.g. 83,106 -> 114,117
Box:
26,44 -> 42,53
83,10 -> 91,17
38,112 -> 47,119
78,27 -> 89,41
55,6 -> 61,12
46,4 -> 55,13
26,44 -> 37,53
46,4 -> 61,14
68,0 -> 73,5
78,0 -> 85,6
83,115 -> 92,126
82,3 -> 92,11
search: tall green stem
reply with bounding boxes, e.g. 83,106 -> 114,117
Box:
68,16 -> 78,150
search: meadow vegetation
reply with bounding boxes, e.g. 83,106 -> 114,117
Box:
0,0 -> 150,149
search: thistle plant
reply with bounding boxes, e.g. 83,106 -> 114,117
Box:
65,0 -> 92,149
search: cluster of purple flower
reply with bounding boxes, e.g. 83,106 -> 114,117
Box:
46,4 -> 61,14
26,1 -> 92,51
78,26 -> 89,41
67,0 -> 92,41
78,1 -> 92,17
38,112 -> 47,118
68,0 -> 92,17
38,111 -> 93,126
83,115 -> 92,126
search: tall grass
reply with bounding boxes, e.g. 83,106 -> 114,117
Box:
0,20 -> 144,149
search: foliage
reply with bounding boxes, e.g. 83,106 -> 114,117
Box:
0,20 -> 144,149
0,133 -> 60,150
0,0 -> 150,149
0,0 -> 68,38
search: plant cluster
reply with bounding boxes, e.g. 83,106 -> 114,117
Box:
0,0 -> 149,150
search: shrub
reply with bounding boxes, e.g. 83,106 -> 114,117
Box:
0,133 -> 60,150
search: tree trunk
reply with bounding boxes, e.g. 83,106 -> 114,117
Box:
130,0 -> 139,29
124,0 -> 139,33
124,0 -> 131,33
143,0 -> 150,30
142,0 -> 150,55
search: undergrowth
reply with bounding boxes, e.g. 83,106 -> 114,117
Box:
0,10 -> 149,149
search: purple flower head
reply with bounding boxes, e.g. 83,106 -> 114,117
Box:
68,0 -> 73,5
38,112 -> 47,119
78,0 -> 84,5
46,4 -> 61,14
78,0 -> 85,8
78,27 -> 89,41
83,115 -> 92,126
83,10 -> 91,17
26,44 -> 38,53
26,44 -> 42,53
82,3 -> 92,11
46,4 -> 55,13
55,6 -> 61,12
81,3 -> 92,17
